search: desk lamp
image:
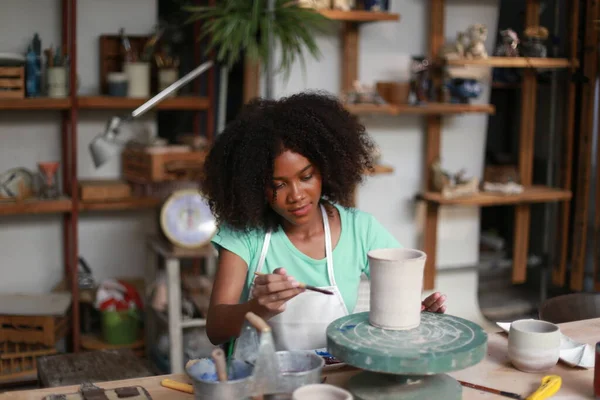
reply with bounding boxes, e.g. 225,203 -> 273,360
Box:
89,60 -> 214,168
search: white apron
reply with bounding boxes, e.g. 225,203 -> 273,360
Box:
234,204 -> 348,360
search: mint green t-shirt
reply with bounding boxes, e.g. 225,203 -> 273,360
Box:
211,204 -> 401,313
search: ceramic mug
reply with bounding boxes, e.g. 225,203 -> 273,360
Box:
367,248 -> 426,330
508,319 -> 561,373
292,384 -> 353,400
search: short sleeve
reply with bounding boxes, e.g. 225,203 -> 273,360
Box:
363,215 -> 402,277
211,224 -> 256,267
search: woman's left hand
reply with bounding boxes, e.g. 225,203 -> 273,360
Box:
421,292 -> 447,313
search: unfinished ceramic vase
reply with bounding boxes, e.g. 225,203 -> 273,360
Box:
367,248 -> 426,330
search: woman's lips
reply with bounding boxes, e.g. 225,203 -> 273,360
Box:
289,204 -> 311,217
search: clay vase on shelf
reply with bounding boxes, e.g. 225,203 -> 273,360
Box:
38,161 -> 60,199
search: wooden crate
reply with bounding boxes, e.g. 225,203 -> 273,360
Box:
99,35 -> 153,95
0,342 -> 57,385
79,179 -> 132,202
0,315 -> 69,347
122,147 -> 207,184
0,67 -> 25,99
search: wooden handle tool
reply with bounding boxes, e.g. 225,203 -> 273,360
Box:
253,272 -> 333,295
245,311 -> 271,333
160,378 -> 193,394
212,348 -> 228,382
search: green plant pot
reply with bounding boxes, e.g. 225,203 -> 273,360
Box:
102,309 -> 140,345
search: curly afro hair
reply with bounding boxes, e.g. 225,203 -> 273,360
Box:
201,91 -> 376,232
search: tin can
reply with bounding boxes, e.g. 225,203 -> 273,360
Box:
595,342 -> 600,399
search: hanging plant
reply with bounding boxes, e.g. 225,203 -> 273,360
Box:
182,0 -> 329,80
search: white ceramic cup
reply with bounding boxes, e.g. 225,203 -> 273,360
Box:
508,319 -> 561,373
47,66 -> 67,98
158,68 -> 178,95
367,248 -> 426,330
292,384 -> 353,400
124,62 -> 150,98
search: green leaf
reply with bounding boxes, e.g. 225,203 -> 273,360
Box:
181,0 -> 328,79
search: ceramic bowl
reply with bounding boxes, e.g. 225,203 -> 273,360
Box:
292,384 -> 353,400
508,319 -> 560,373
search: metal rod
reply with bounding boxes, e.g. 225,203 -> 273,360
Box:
131,61 -> 214,119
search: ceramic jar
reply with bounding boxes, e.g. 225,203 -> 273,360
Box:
367,248 -> 426,330
293,384 -> 353,400
508,319 -> 560,373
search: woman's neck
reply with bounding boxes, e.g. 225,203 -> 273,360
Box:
282,204 -> 325,239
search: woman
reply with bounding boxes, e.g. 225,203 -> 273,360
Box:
201,92 -> 447,354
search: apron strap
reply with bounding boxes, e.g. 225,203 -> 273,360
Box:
321,204 -> 337,287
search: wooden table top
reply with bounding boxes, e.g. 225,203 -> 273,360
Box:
3,318 -> 597,399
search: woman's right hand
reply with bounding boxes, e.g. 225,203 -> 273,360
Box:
250,268 -> 304,319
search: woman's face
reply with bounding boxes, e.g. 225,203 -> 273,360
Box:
266,149 -> 322,227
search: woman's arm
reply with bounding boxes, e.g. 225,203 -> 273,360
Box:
206,249 -> 303,345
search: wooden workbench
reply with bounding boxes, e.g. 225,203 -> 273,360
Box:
3,318 -> 597,399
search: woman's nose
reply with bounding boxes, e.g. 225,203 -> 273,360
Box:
287,182 -> 304,202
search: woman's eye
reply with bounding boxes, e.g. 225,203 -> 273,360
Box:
272,182 -> 284,190
301,174 -> 312,181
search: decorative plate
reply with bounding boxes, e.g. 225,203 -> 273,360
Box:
159,189 -> 216,249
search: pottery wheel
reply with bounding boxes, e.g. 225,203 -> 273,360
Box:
326,312 -> 488,400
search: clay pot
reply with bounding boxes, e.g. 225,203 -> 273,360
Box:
508,319 -> 560,373
367,248 -> 426,330
376,81 -> 411,105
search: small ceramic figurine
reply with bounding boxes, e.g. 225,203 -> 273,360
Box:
495,29 -> 520,57
441,31 -> 469,60
333,0 -> 354,11
521,26 -> 549,58
465,24 -> 489,59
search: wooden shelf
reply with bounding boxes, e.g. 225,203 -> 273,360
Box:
346,102 -> 495,115
77,96 -> 210,110
79,196 -> 161,212
319,10 -> 400,22
0,197 -> 72,216
420,186 -> 572,206
0,98 -> 71,110
446,57 -> 575,69
367,164 -> 394,175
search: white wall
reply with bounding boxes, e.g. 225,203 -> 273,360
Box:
0,0 -> 158,293
0,0 -> 498,294
270,0 -> 499,271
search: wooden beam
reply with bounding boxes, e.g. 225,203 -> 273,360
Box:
553,0 -> 580,286
243,56 -> 260,103
512,1 -> 540,284
571,0 -> 599,291
341,22 -> 359,93
421,0 -> 445,291
512,68 -> 537,283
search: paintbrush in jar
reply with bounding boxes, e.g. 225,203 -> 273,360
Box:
254,272 -> 334,295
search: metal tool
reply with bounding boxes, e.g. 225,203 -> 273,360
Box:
254,272 -> 334,295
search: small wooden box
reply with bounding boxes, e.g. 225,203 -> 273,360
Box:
122,146 -> 208,184
79,179 -> 132,202
0,67 -> 25,99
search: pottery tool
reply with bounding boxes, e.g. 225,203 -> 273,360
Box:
245,311 -> 280,396
43,382 -> 152,400
525,375 -> 561,400
254,272 -> 334,295
161,378 -> 194,394
327,311 -> 488,400
212,348 -> 228,382
458,380 -> 521,399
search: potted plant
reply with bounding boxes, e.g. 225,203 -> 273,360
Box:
183,0 -> 329,98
